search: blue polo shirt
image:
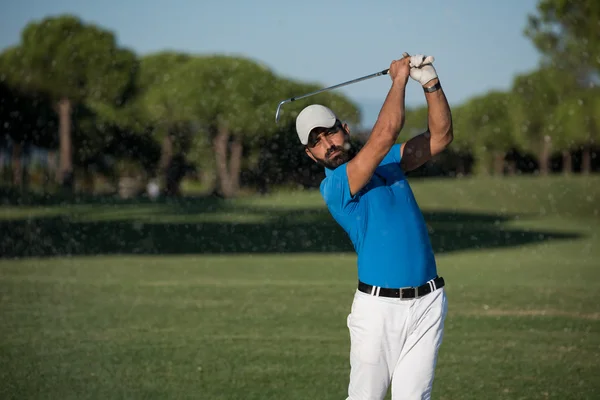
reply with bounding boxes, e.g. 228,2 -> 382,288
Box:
320,143 -> 437,288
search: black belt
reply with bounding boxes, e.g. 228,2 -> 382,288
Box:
358,276 -> 445,299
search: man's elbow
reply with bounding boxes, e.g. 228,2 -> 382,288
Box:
431,124 -> 453,149
372,130 -> 399,150
384,115 -> 405,138
373,118 -> 404,144
443,125 -> 454,146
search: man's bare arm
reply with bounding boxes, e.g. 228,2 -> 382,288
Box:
400,57 -> 453,172
346,56 -> 410,196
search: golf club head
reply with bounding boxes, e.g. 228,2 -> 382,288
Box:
275,100 -> 287,124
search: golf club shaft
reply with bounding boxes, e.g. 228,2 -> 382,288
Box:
275,68 -> 389,123
289,68 -> 389,102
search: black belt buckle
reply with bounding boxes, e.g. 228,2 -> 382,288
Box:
400,287 -> 416,299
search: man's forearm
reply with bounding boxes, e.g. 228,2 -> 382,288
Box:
424,79 -> 453,143
346,57 -> 410,196
372,80 -> 406,145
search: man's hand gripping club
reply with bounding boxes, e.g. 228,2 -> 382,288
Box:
402,52 -> 438,87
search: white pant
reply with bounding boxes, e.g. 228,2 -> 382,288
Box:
346,286 -> 448,400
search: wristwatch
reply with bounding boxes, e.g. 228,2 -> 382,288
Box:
423,82 -> 442,93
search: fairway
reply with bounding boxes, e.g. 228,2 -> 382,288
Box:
1,176 -> 600,399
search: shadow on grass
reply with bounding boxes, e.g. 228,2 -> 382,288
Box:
0,194 -> 582,258
0,186 -> 230,213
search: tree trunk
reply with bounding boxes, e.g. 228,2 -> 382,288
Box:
213,125 -> 234,198
506,159 -> 517,176
562,150 -> 573,175
229,137 -> 243,194
474,149 -> 491,176
57,98 -> 74,189
81,168 -> 95,194
165,154 -> 188,197
45,150 -> 57,190
12,141 -> 23,187
538,135 -> 552,176
493,151 -> 504,176
581,145 -> 592,175
159,135 -> 174,195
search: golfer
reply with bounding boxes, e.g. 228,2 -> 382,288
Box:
295,53 -> 453,400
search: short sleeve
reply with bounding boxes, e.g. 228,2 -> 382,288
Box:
320,164 -> 358,213
389,143 -> 403,164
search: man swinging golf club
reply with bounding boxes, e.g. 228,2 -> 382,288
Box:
295,53 -> 453,400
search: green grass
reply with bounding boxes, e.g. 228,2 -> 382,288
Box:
1,176 -> 599,399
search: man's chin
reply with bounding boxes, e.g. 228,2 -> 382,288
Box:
319,154 -> 350,169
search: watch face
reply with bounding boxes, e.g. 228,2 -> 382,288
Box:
424,83 -> 441,92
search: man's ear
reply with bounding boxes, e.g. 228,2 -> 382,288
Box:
305,147 -> 317,162
342,122 -> 350,134
342,122 -> 351,140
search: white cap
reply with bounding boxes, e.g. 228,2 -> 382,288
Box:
295,104 -> 338,145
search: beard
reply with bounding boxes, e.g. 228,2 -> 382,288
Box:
315,144 -> 353,169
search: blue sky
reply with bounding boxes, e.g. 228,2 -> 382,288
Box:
0,0 -> 542,128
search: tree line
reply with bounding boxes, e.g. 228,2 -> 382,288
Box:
0,15 -> 360,198
1,0 -> 598,198
403,0 -> 599,177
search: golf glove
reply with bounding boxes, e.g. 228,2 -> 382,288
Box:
407,54 -> 438,86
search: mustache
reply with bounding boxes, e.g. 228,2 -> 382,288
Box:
325,146 -> 344,158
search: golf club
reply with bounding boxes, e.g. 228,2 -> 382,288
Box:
275,68 -> 389,124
